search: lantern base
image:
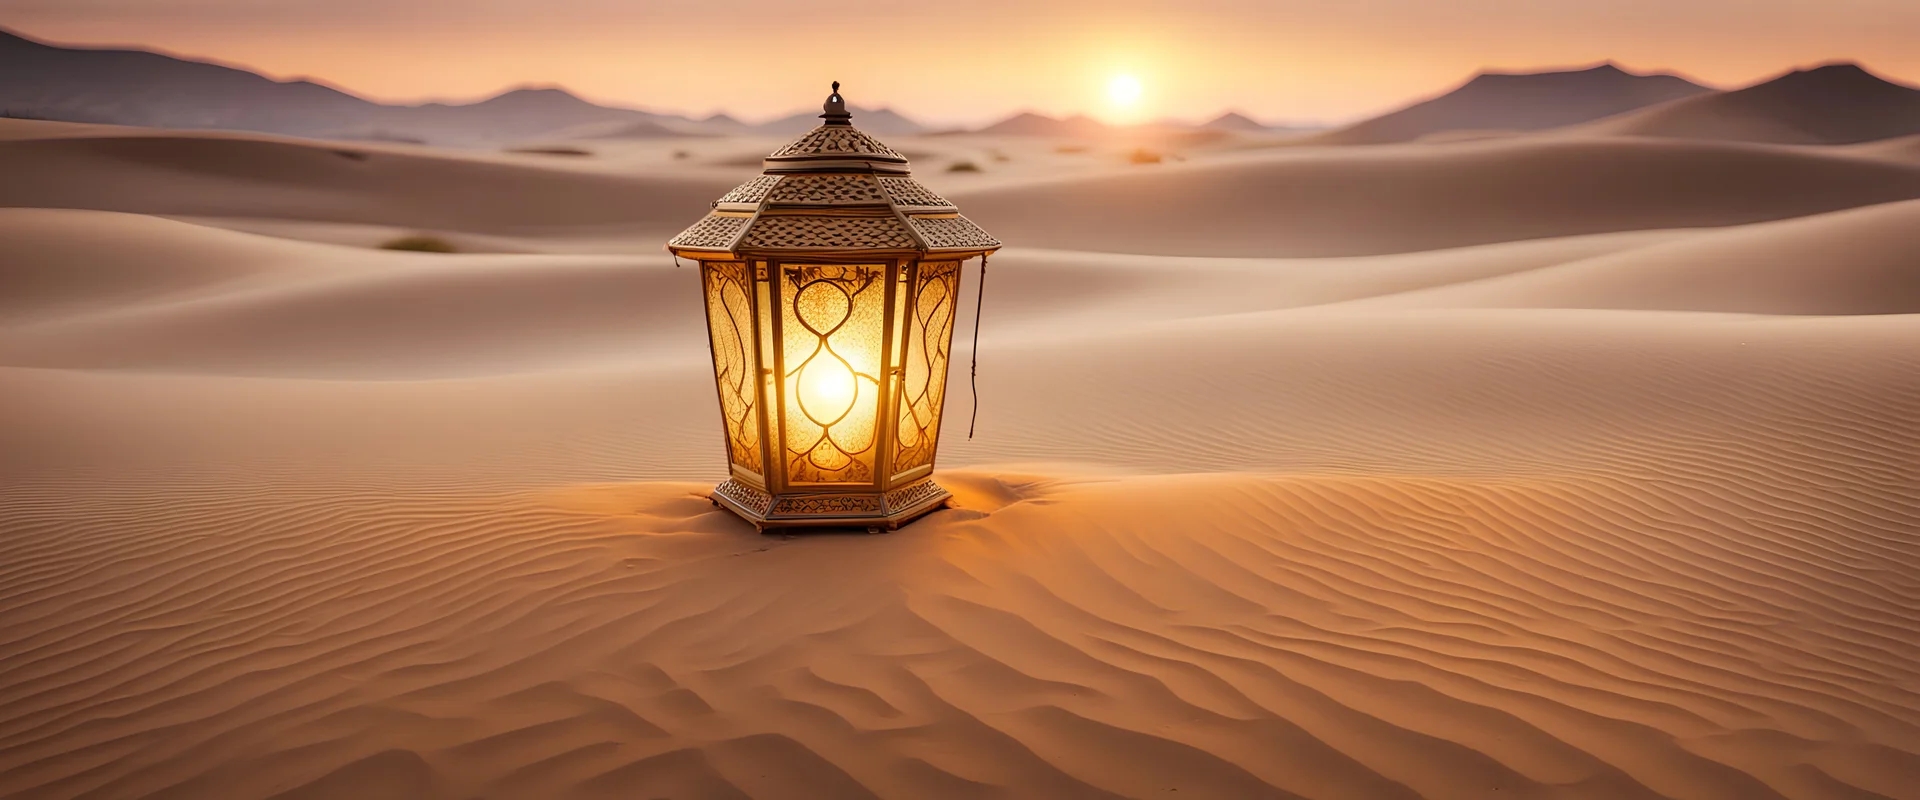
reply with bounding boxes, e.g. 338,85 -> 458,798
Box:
709,477 -> 952,532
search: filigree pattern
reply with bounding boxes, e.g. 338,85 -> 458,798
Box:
671,213 -> 750,249
766,174 -> 887,204
701,262 -> 761,473
677,113 -> 1004,522
878,177 -> 952,208
769,126 -> 906,160
781,265 -> 886,484
718,175 -> 781,205
885,479 -> 948,511
893,261 -> 959,476
744,216 -> 916,249
908,215 -> 1000,249
771,495 -> 883,515
714,479 -> 773,514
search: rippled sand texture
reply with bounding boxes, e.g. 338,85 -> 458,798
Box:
3,118 -> 1919,799
5,465 -> 1916,799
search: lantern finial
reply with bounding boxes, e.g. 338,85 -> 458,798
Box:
821,81 -> 852,126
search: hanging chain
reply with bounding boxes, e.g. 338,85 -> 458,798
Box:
968,253 -> 988,439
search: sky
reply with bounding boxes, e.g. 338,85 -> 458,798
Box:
4,0 -> 1917,126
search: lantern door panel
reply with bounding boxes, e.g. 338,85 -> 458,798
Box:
699,261 -> 765,481
776,263 -> 890,486
890,260 -> 961,483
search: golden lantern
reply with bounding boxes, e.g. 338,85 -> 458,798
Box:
667,83 -> 1000,532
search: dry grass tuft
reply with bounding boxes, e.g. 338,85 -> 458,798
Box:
379,234 -> 458,253
507,145 -> 592,157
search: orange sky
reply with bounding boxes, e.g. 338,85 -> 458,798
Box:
4,0 -> 1917,125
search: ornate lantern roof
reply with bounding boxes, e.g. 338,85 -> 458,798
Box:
666,84 -> 1000,533
668,82 -> 1000,257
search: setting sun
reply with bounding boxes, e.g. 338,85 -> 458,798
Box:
1106,74 -> 1143,107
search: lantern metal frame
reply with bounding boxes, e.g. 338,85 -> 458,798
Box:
667,83 -> 999,532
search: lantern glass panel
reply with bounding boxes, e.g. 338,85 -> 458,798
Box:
779,263 -> 888,484
893,260 -> 960,478
754,261 -> 777,469
700,261 -> 762,476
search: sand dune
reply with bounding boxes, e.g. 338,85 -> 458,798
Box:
1848,134 -> 1920,163
0,120 -> 733,238
0,210 -> 693,377
0,209 -> 318,321
1354,200 -> 1920,314
3,119 -> 1919,799
0,206 -> 1692,378
18,202 -> 1913,379
14,118 -> 1920,261
958,137 -> 1920,256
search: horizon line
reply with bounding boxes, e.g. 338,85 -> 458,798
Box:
4,23 -> 1910,130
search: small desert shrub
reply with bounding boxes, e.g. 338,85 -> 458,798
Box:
1055,144 -> 1091,154
1127,148 -> 1163,165
672,149 -> 692,160
989,149 -> 1011,162
508,145 -> 592,157
357,130 -> 426,145
947,160 -> 983,173
380,234 -> 458,253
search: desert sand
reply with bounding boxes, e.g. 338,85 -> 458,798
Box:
2,109 -> 1918,800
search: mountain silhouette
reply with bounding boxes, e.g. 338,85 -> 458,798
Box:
0,27 -> 925,144
976,112 -> 1113,137
1589,62 -> 1920,144
1314,63 -> 1711,145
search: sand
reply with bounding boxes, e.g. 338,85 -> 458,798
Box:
2,117 -> 1917,799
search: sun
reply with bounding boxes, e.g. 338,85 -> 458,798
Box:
1106,74 -> 1143,108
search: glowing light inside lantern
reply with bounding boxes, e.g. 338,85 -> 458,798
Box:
781,265 -> 886,483
798,357 -> 857,422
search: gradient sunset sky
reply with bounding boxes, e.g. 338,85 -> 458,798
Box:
4,0 -> 1916,125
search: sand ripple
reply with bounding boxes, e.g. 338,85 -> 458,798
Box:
2,456 -> 1915,799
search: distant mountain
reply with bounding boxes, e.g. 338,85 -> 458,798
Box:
394,87 -> 681,144
572,118 -> 718,140
970,110 -> 1324,138
0,27 -> 672,143
1312,63 -> 1712,145
0,26 -> 381,134
0,26 -> 927,145
1200,111 -> 1269,132
976,112 -> 1112,137
748,106 -> 925,137
695,113 -> 750,135
1587,63 -> 1920,145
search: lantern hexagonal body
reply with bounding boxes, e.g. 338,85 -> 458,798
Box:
667,85 -> 1000,531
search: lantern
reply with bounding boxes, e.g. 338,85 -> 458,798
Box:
667,83 -> 1001,532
